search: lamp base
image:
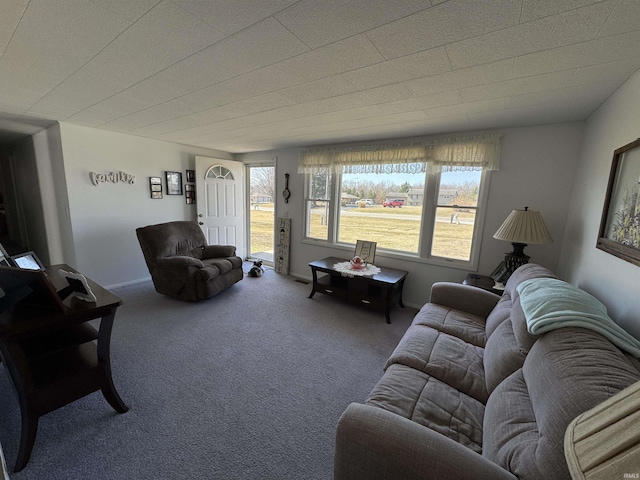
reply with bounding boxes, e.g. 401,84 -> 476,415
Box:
504,242 -> 530,275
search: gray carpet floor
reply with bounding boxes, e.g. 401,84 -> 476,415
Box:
0,265 -> 417,479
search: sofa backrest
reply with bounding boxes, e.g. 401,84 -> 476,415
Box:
136,221 -> 207,270
482,327 -> 640,479
483,264 -> 556,394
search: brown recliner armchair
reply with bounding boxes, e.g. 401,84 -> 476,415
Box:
136,221 -> 243,301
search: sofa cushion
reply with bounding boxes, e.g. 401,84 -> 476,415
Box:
411,303 -> 487,347
366,363 -> 485,453
483,319 -> 526,394
483,327 -> 640,480
385,325 -> 488,403
484,293 -> 512,339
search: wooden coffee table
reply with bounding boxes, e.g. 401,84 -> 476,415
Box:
308,257 -> 408,323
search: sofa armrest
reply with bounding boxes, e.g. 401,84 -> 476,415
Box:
335,403 -> 516,480
201,245 -> 237,258
430,282 -> 501,319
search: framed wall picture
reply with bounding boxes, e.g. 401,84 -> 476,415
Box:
597,138 -> 640,267
149,177 -> 162,199
186,169 -> 195,183
354,240 -> 376,263
185,184 -> 194,192
165,171 -> 183,195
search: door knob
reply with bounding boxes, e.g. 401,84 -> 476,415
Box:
199,222 -> 204,225
198,214 -> 203,217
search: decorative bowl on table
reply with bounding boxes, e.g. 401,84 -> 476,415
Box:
350,256 -> 366,270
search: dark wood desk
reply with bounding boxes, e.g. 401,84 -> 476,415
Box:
308,257 -> 408,323
0,265 -> 128,472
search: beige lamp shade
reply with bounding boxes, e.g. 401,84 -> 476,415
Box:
493,207 -> 553,244
565,380 -> 640,479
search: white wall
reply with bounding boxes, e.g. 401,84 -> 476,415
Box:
58,123 -> 233,287
238,123 -> 584,308
558,71 -> 640,339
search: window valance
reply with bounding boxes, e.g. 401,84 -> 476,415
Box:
298,133 -> 501,174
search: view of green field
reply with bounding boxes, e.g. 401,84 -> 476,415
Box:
249,204 -> 475,260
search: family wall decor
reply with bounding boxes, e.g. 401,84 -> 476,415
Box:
597,138 -> 640,267
89,171 -> 135,186
148,170 -> 196,203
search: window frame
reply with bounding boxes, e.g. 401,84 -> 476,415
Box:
303,166 -> 491,271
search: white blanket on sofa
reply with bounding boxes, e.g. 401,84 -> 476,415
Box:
517,278 -> 640,357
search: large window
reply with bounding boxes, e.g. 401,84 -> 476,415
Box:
301,134 -> 499,266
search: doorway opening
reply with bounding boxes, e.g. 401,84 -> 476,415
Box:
247,164 -> 275,265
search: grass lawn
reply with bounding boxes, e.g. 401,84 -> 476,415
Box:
249,204 -> 474,260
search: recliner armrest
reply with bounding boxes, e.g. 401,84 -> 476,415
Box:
155,255 -> 205,269
335,403 -> 517,480
430,282 -> 501,319
201,245 -> 237,259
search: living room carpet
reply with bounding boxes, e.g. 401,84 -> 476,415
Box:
0,264 -> 416,479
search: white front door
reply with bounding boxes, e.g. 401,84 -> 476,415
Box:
195,156 -> 245,259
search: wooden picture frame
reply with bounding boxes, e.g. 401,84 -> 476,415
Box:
186,169 -> 195,183
354,240 -> 376,263
149,176 -> 162,199
597,138 -> 640,267
165,171 -> 183,195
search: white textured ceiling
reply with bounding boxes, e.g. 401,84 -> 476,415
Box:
1,0 -> 639,152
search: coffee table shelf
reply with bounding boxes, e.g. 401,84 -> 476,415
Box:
308,257 -> 408,323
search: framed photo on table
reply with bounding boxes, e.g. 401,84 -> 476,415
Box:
354,240 -> 376,263
165,171 -> 183,195
597,138 -> 640,267
490,261 -> 509,283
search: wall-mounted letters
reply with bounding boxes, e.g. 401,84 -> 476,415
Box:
90,171 -> 135,186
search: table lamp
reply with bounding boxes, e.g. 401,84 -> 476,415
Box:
565,380 -> 640,479
493,207 -> 552,274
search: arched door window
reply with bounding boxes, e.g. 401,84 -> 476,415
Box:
205,165 -> 234,180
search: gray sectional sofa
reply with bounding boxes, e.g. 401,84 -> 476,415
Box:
335,264 -> 640,480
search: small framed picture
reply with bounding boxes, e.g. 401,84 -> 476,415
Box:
165,171 -> 183,195
11,251 -> 45,271
490,261 -> 509,283
186,169 -> 195,183
354,240 -> 376,263
185,184 -> 194,192
149,177 -> 163,198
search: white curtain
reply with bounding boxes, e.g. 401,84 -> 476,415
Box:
298,133 -> 501,174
